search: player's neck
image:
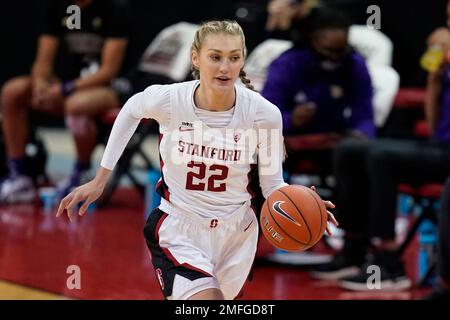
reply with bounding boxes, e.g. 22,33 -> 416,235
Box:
194,84 -> 236,112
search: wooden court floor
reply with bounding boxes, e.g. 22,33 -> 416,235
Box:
0,188 -> 430,300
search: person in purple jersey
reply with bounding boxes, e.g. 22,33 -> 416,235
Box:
261,9 -> 375,180
311,3 -> 450,292
262,8 -> 375,138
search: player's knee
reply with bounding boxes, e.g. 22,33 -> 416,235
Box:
1,77 -> 30,111
64,95 -> 86,115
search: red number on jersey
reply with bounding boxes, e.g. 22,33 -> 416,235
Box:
186,162 -> 206,190
186,162 -> 229,192
208,164 -> 229,192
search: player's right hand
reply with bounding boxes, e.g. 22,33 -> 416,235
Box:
56,180 -> 104,222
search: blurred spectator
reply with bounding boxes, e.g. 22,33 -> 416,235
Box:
261,8 -> 374,178
0,0 -> 130,203
264,0 -> 398,131
262,8 -> 374,138
311,2 -> 450,291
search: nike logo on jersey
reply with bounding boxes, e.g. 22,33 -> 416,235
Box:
179,126 -> 195,132
272,201 -> 301,226
179,121 -> 194,132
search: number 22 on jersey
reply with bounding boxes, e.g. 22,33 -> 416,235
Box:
185,161 -> 229,192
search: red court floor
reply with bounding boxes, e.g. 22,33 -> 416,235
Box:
0,188 -> 430,300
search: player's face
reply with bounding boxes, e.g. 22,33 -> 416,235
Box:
192,33 -> 245,92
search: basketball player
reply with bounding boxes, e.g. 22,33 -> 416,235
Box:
57,20 -> 338,300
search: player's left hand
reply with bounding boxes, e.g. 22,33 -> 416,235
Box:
310,186 -> 338,236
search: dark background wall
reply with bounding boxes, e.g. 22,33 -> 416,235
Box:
0,0 -> 447,88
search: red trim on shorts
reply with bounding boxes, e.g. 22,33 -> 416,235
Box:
155,212 -> 169,243
161,246 -> 213,278
154,210 -> 212,278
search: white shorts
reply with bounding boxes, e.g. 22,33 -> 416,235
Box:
143,201 -> 259,300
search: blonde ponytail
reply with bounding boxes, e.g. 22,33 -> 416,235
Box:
239,69 -> 255,91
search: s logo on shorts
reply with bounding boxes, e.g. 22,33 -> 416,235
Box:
210,219 -> 218,228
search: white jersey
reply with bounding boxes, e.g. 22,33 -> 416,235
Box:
101,80 -> 287,219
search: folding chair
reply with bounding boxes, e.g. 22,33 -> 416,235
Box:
393,109 -> 441,286
396,183 -> 442,286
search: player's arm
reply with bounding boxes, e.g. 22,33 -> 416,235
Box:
427,27 -> 450,54
30,35 -> 60,108
72,37 -> 128,90
57,85 -> 171,221
256,99 -> 289,199
423,28 -> 449,133
101,85 -> 170,170
32,0 -> 61,89
57,93 -> 142,221
31,35 -> 59,93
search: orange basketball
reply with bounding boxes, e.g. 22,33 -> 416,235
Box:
260,185 -> 328,252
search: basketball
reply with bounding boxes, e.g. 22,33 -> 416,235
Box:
260,185 -> 328,252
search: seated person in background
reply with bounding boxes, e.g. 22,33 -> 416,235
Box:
424,176 -> 450,300
311,5 -> 450,290
0,0 -> 130,203
261,8 -> 375,174
265,0 -> 398,132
